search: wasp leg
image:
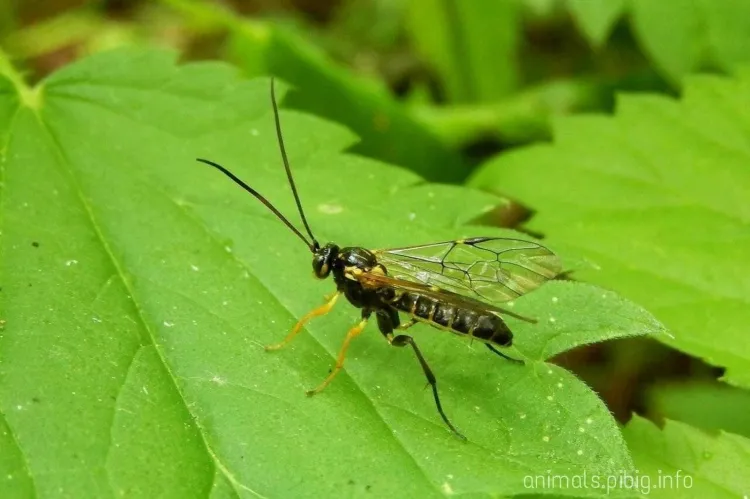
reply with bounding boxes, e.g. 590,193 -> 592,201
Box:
388,333 -> 466,440
306,310 -> 371,396
265,292 -> 341,351
485,343 -> 524,364
397,318 -> 417,330
375,308 -> 464,439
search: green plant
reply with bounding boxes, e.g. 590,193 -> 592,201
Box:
2,0 -> 750,497
1,49 -> 665,497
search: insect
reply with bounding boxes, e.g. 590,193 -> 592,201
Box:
197,79 -> 561,439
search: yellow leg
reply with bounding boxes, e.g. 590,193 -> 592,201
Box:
397,318 -> 417,330
305,317 -> 369,396
265,292 -> 341,351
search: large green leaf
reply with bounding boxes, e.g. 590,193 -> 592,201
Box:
629,0 -> 750,83
624,416 -> 750,498
469,69 -> 750,390
561,0 -> 750,84
0,48 -> 664,497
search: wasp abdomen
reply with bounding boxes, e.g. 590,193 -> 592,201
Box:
391,290 -> 513,347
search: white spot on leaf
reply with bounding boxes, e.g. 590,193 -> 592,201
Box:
317,203 -> 343,215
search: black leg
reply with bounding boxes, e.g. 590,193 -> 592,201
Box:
485,343 -> 524,364
374,308 -> 465,440
390,334 -> 466,440
375,308 -> 397,334
377,307 -> 416,331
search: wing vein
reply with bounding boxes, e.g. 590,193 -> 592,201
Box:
374,237 -> 561,306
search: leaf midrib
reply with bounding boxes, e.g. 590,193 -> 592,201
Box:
34,104 -> 459,497
34,107 -> 265,499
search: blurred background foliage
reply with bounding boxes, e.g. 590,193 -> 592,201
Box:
2,0 -> 748,438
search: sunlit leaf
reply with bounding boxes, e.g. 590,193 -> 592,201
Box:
630,0 -> 750,83
470,69 -> 750,389
624,416 -> 750,498
0,48 -> 664,497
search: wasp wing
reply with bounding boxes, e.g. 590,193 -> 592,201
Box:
354,269 -> 536,322
372,237 -> 561,305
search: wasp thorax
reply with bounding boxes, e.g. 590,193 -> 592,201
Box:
337,247 -> 377,270
312,243 -> 339,279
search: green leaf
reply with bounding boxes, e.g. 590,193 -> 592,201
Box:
630,0 -> 750,83
0,48 -> 662,497
624,415 -> 750,498
647,382 -> 750,439
566,0 -> 625,48
469,69 -> 750,389
406,0 -> 520,103
163,0 -> 469,184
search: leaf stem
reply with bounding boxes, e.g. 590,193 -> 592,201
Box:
0,47 -> 41,110
411,78 -> 609,147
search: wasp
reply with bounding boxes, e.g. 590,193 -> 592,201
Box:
197,80 -> 561,439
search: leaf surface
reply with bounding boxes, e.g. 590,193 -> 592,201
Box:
629,0 -> 750,83
470,69 -> 750,389
566,0 -> 626,47
0,49 -> 664,497
623,416 -> 750,498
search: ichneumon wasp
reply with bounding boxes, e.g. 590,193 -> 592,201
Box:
197,79 -> 561,440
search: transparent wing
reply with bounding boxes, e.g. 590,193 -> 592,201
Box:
355,270 -> 536,322
373,237 -> 561,304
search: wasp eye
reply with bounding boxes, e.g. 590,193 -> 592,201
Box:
312,255 -> 330,279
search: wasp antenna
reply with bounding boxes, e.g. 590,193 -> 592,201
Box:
197,158 -> 316,252
271,78 -> 320,250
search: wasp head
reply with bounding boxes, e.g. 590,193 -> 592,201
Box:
312,243 -> 339,279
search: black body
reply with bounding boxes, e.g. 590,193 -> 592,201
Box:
318,244 -> 513,348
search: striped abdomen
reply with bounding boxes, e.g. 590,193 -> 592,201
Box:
388,289 -> 513,347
